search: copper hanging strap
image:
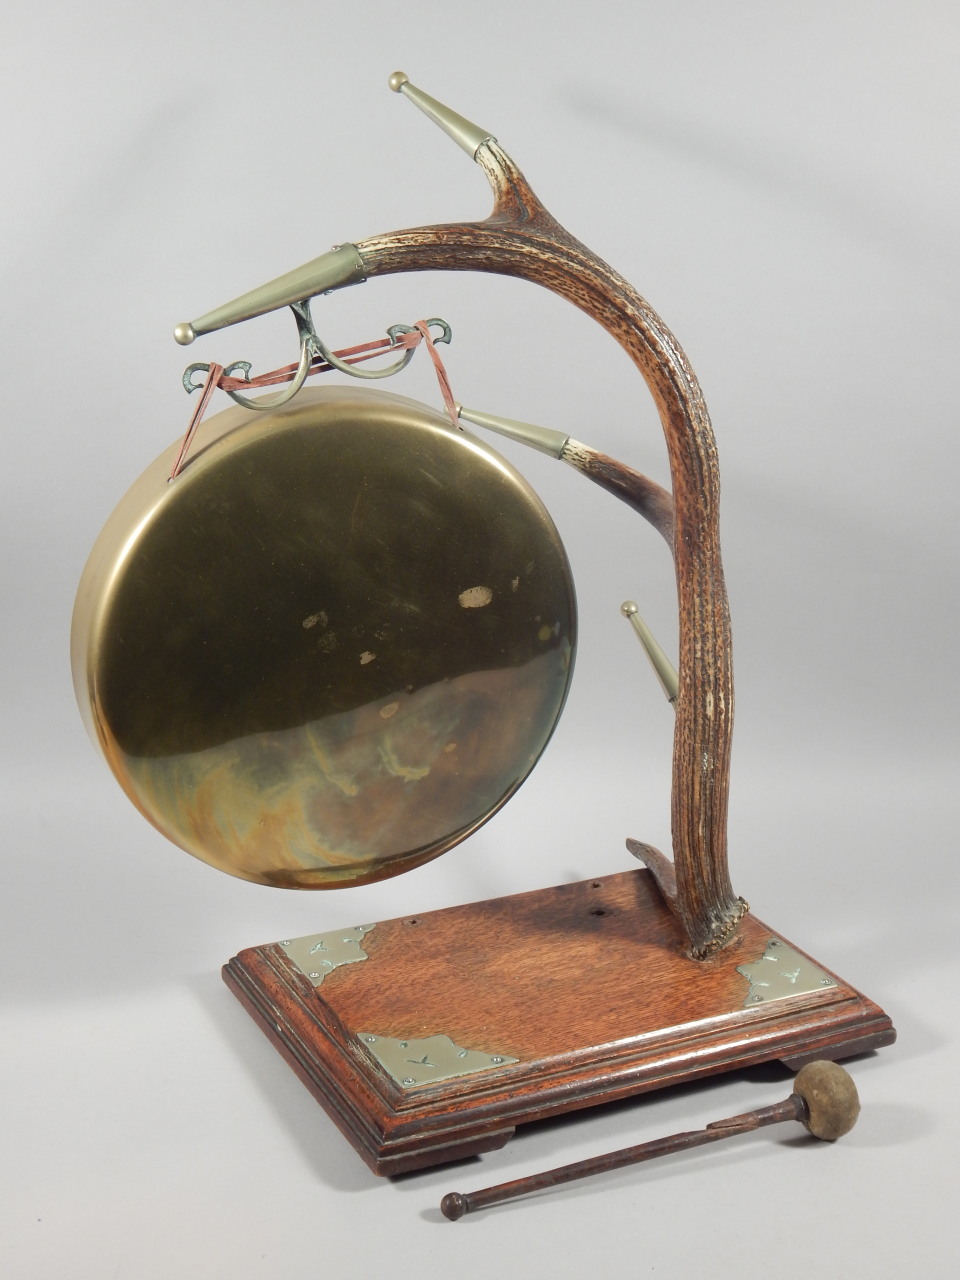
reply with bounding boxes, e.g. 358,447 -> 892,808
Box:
413,319 -> 460,428
170,323 -> 459,481
218,331 -> 422,393
169,362 -> 223,481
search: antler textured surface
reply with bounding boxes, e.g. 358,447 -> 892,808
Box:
357,140 -> 747,955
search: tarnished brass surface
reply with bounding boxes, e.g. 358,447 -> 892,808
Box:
388,72 -> 496,158
72,386 -> 576,887
175,242 -> 366,344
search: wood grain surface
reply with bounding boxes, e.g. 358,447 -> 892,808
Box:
224,870 -> 894,1174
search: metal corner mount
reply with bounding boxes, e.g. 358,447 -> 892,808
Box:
737,938 -> 838,1007
357,1032 -> 519,1088
278,924 -> 376,988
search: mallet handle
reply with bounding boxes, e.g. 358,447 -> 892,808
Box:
441,1096 -> 803,1219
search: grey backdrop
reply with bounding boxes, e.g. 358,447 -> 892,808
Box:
3,2 -> 957,1276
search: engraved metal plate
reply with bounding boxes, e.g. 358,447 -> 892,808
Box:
356,1032 -> 519,1088
278,924 -> 375,987
737,938 -> 838,1007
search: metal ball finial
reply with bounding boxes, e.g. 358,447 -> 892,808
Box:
388,71 -> 409,93
793,1059 -> 861,1140
621,600 -> 639,618
173,322 -> 195,346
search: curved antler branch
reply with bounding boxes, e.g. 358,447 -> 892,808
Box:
356,129 -> 746,956
453,403 -> 675,547
559,440 -> 675,549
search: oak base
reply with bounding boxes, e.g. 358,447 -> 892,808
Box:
223,870 -> 894,1175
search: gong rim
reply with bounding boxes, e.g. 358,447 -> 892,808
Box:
72,386 -> 577,888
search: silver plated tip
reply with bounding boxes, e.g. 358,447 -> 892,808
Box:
388,71 -> 409,93
174,322 -> 195,346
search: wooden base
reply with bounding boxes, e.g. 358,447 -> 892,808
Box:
223,870 -> 894,1175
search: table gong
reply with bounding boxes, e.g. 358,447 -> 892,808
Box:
72,73 -> 894,1176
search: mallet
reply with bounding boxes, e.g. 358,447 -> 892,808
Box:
440,1060 -> 859,1220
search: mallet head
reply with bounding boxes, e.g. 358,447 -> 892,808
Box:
793,1060 -> 861,1140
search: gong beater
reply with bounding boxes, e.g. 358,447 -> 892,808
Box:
72,384 -> 576,888
440,1060 -> 862,1218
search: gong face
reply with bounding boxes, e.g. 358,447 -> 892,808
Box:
72,386 -> 576,887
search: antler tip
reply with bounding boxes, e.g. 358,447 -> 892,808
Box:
388,71 -> 409,93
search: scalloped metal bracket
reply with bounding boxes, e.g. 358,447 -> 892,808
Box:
278,924 -> 376,988
737,938 -> 838,1007
357,1033 -> 519,1088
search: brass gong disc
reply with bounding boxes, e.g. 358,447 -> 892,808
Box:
72,386 -> 576,887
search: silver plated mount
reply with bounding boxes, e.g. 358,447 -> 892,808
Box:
357,1033 -> 519,1088
737,938 -> 838,1007
278,924 -> 376,988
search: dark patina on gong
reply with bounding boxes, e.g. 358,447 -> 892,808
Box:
73,385 -> 575,887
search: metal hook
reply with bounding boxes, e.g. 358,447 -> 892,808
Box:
181,341 -> 311,411
183,363 -> 218,394
222,337 -> 313,411
426,317 -> 453,345
294,299 -> 418,381
180,309 -> 454,412
182,360 -> 257,396
389,317 -> 453,346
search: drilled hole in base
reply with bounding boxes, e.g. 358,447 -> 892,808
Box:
590,908 -> 611,917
